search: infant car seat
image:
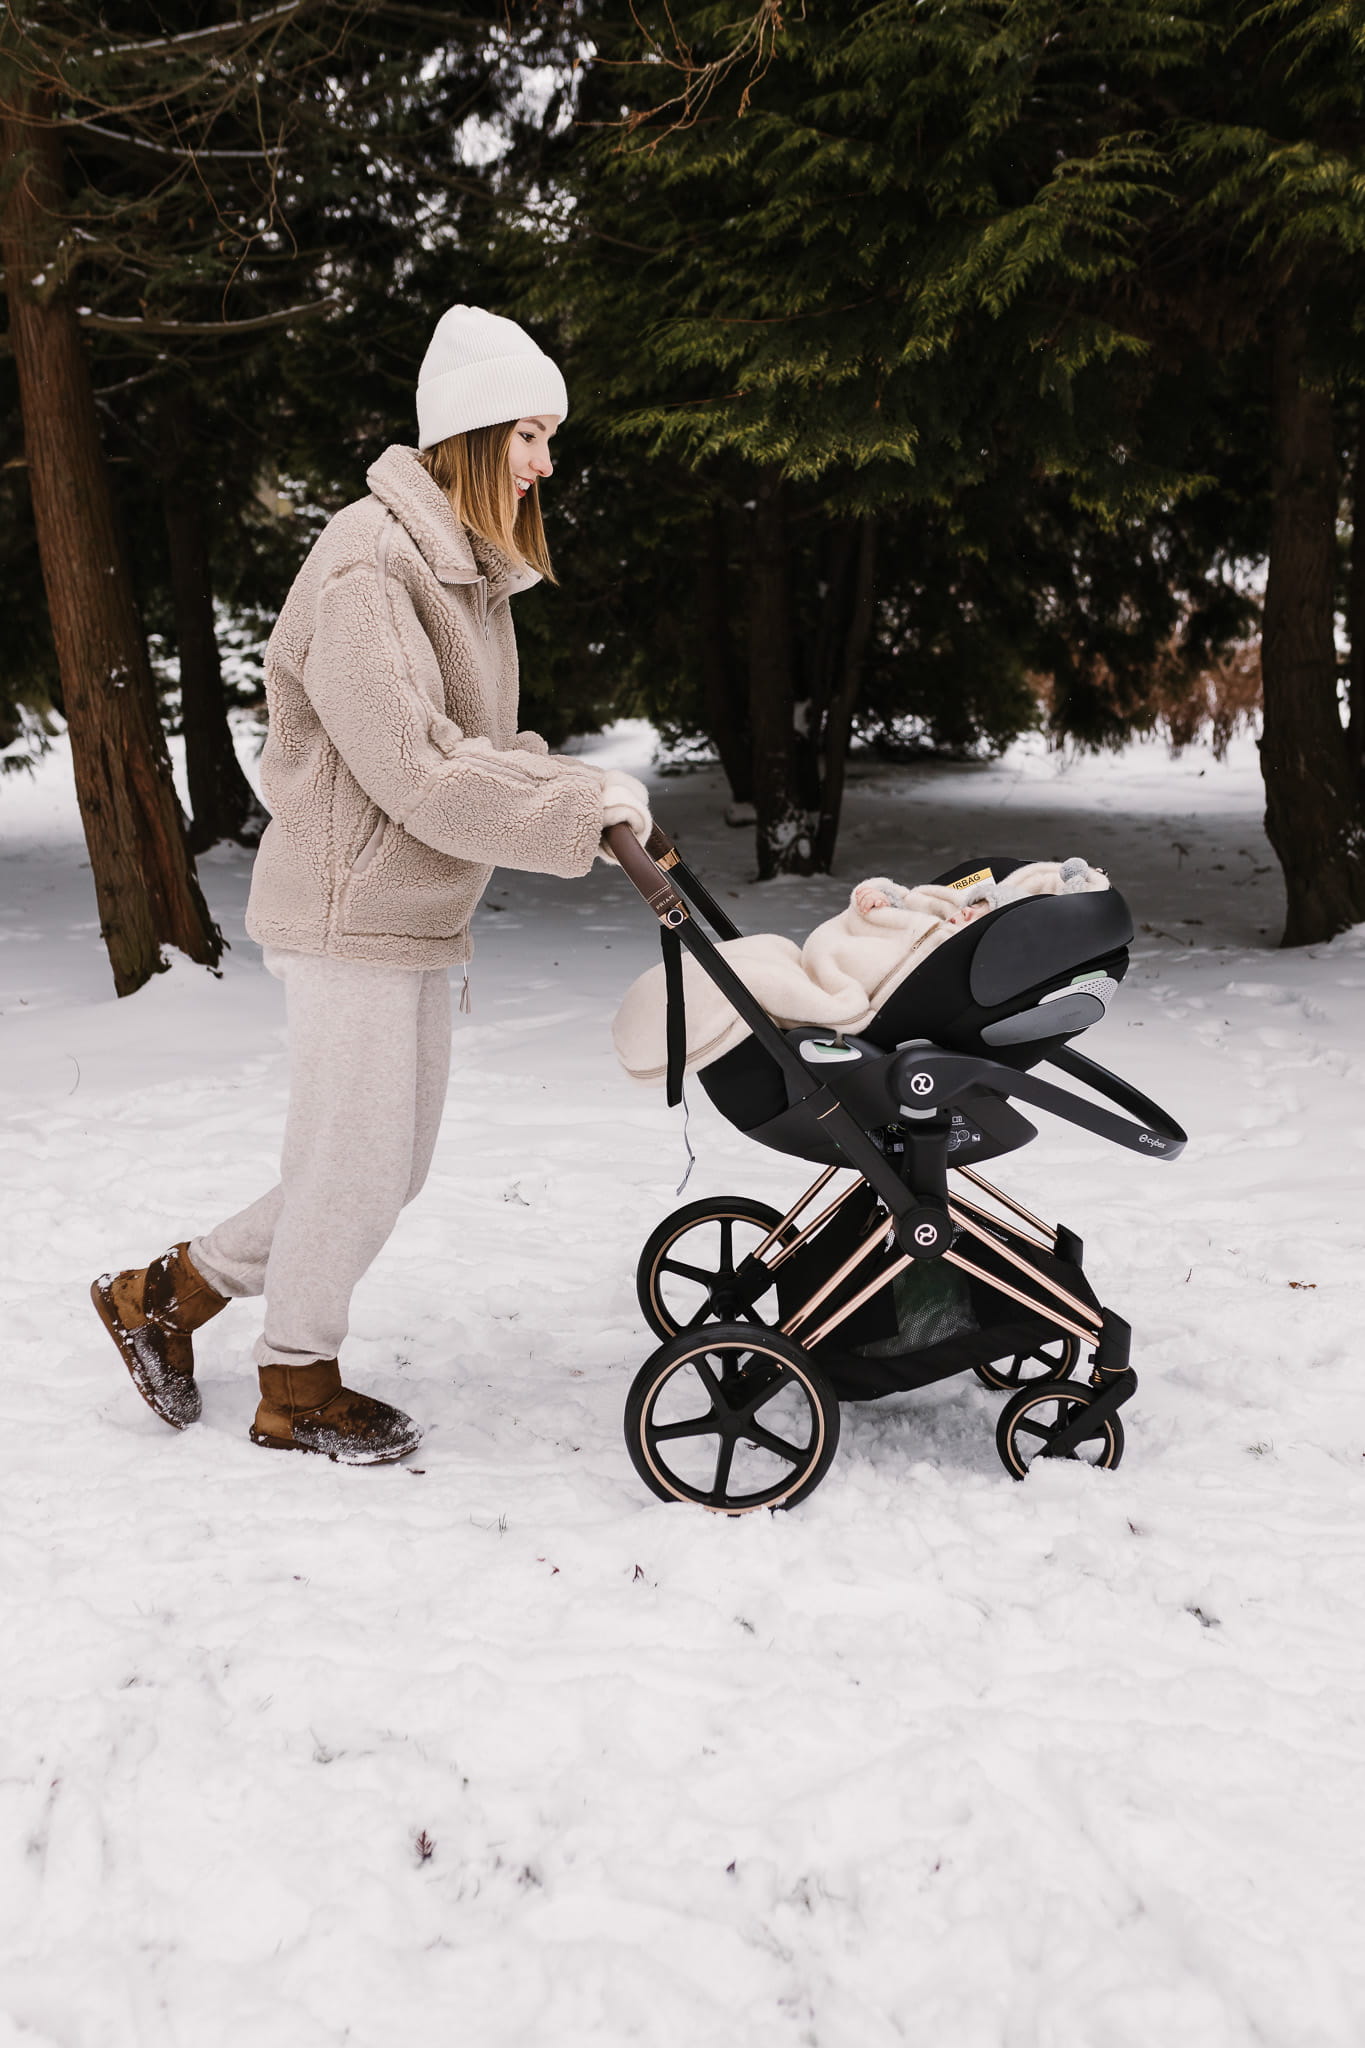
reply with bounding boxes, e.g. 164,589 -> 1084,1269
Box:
700,857 -> 1135,1165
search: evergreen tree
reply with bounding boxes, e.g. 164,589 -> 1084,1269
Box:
1150,1 -> 1365,942
524,0 -> 1210,875
1,0 -> 549,983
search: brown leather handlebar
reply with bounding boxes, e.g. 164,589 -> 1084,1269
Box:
645,821 -> 678,865
603,822 -> 689,926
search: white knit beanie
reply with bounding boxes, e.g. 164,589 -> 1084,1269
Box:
416,305 -> 568,449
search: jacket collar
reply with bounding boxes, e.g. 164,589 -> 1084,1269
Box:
366,444 -> 541,602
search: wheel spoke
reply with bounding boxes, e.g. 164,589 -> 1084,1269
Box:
661,1257 -> 716,1288
740,1420 -> 805,1464
1013,1415 -> 1055,1442
652,1413 -> 722,1444
736,1368 -> 792,1419
1033,1401 -> 1100,1458
690,1354 -> 739,1408
710,1435 -> 736,1501
719,1217 -> 735,1273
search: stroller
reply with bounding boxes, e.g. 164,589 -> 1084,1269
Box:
605,822 -> 1186,1514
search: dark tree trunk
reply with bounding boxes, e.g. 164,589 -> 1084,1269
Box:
1260,306 -> 1365,946
696,502 -> 752,806
814,517 -> 877,871
1,93 -> 222,994
159,394 -> 268,852
747,468 -> 819,877
1347,409 -> 1365,796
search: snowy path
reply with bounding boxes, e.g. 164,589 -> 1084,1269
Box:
2,732 -> 1364,2047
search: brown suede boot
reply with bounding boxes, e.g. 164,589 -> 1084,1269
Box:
91,1242 -> 229,1430
250,1360 -> 423,1465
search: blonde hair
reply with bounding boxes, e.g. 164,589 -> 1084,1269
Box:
418,421 -> 556,583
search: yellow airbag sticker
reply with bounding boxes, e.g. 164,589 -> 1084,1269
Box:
946,867 -> 994,892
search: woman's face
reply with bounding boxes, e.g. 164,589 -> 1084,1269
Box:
509,416 -> 559,501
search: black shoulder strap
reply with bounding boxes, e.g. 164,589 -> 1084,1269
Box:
662,924 -> 686,1108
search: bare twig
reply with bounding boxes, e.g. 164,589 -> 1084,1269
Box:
72,120 -> 279,164
78,295 -> 343,335
92,0 -> 325,60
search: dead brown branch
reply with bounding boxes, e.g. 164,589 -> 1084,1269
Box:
606,0 -> 791,147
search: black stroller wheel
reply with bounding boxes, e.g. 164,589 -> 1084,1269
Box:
625,1322 -> 840,1514
636,1197 -> 796,1341
996,1380 -> 1125,1480
974,1333 -> 1081,1393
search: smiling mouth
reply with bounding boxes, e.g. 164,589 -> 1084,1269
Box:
515,477 -> 533,496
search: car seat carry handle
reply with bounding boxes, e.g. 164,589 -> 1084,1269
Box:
891,1048 -> 1187,1160
1046,1045 -> 1188,1154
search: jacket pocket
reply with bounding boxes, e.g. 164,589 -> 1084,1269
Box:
350,813 -> 388,874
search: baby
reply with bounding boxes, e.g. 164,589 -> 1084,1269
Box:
852,857 -> 1105,925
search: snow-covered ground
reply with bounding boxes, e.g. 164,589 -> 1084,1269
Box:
2,726 -> 1363,2048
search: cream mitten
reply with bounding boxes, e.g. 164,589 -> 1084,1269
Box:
1058,856 -> 1106,892
958,878 -> 1001,915
596,770 -> 653,861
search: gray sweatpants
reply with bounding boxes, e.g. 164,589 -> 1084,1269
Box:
192,946 -> 453,1368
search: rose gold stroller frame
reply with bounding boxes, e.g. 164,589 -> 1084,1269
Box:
716,1159 -> 1104,1356
604,819 -> 1185,1476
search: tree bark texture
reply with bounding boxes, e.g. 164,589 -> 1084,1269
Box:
159,395 -> 268,852
1260,307 -> 1365,946
696,503 -> 752,807
1,94 -> 222,992
747,469 -> 819,878
814,517 -> 877,872
1347,410 -> 1365,793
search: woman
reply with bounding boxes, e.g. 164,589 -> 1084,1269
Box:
92,305 -> 652,1466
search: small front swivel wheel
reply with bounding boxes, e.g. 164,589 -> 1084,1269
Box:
974,1333 -> 1080,1393
996,1379 -> 1125,1480
625,1323 -> 840,1514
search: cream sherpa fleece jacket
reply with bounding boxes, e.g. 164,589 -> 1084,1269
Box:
612,859 -> 1108,1083
246,444 -> 607,968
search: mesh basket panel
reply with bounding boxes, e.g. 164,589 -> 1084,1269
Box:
852,1258 -> 978,1359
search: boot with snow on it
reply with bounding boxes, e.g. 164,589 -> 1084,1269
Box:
250,1360 -> 423,1465
91,1241 -> 229,1430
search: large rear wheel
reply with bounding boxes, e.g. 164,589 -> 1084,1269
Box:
625,1323 -> 840,1513
636,1196 -> 794,1340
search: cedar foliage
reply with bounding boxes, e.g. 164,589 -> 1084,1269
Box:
514,0 -> 1365,935
5,1 -> 1365,957
516,0 -> 1261,876
0,0 -> 546,985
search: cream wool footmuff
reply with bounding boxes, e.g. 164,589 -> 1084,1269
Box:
612,857 -> 1108,1084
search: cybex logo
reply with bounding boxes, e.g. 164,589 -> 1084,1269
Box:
909,1072 -> 933,1097
914,1222 -> 939,1247
1138,1133 -> 1166,1149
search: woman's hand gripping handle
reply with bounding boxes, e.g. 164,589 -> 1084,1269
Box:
601,821 -> 690,928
